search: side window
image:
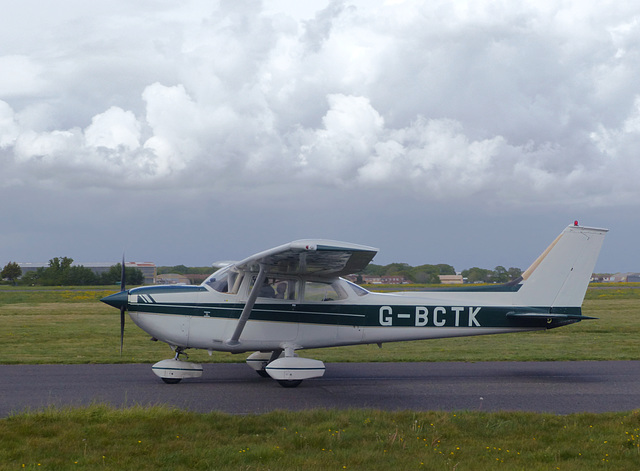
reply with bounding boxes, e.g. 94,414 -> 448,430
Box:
251,277 -> 298,300
303,281 -> 346,302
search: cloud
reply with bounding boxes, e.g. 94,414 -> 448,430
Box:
1,0 -> 640,208
295,94 -> 385,183
85,107 -> 141,150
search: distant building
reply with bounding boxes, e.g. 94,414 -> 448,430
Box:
380,275 -> 407,284
439,274 -> 463,284
185,274 -> 209,284
346,275 -> 382,284
605,272 -> 640,283
15,263 -> 47,275
156,273 -> 190,285
128,262 -> 156,285
343,275 -> 408,284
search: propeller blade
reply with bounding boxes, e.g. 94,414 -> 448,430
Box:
99,255 -> 129,356
120,306 -> 125,355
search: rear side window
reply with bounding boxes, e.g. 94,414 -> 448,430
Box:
303,281 -> 346,302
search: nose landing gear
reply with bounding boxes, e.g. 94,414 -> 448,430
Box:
152,347 -> 203,384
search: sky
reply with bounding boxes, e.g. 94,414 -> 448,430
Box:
1,0 -> 639,274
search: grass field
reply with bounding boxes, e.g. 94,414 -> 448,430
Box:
1,285 -> 639,364
1,285 -> 638,470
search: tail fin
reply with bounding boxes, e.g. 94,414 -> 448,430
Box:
515,224 -> 607,307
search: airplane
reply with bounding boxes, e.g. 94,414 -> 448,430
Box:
101,222 -> 607,387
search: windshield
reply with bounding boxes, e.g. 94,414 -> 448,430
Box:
203,267 -> 244,294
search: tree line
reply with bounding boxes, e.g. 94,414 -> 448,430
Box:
157,262 -> 524,284
362,263 -> 522,284
362,263 -> 456,284
2,258 -> 522,287
1,258 -> 143,286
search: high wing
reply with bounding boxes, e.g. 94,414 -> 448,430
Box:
224,239 -> 377,346
233,239 -> 379,278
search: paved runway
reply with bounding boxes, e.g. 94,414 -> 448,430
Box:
2,361 -> 639,417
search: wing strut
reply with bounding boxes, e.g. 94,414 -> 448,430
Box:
226,264 -> 267,346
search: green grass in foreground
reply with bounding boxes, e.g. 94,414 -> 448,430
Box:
1,406 -> 639,470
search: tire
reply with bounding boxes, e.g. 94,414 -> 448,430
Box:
161,377 -> 182,384
256,370 -> 270,378
277,380 -> 302,388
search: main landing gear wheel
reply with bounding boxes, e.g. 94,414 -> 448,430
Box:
256,369 -> 270,378
161,377 -> 182,384
277,380 -> 303,388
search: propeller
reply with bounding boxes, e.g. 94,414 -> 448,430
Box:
120,254 -> 126,355
99,255 -> 130,355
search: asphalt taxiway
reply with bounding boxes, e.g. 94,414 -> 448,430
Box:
2,361 -> 639,417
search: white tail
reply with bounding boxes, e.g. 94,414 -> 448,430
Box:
515,224 -> 608,307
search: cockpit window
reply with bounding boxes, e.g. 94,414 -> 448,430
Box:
204,267 -> 244,294
303,281 -> 347,302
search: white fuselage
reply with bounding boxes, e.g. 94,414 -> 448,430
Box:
127,277 -> 546,353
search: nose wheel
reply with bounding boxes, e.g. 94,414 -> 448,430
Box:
162,377 -> 181,384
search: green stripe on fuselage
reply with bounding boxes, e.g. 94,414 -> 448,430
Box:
128,302 -> 582,329
130,285 -> 207,295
